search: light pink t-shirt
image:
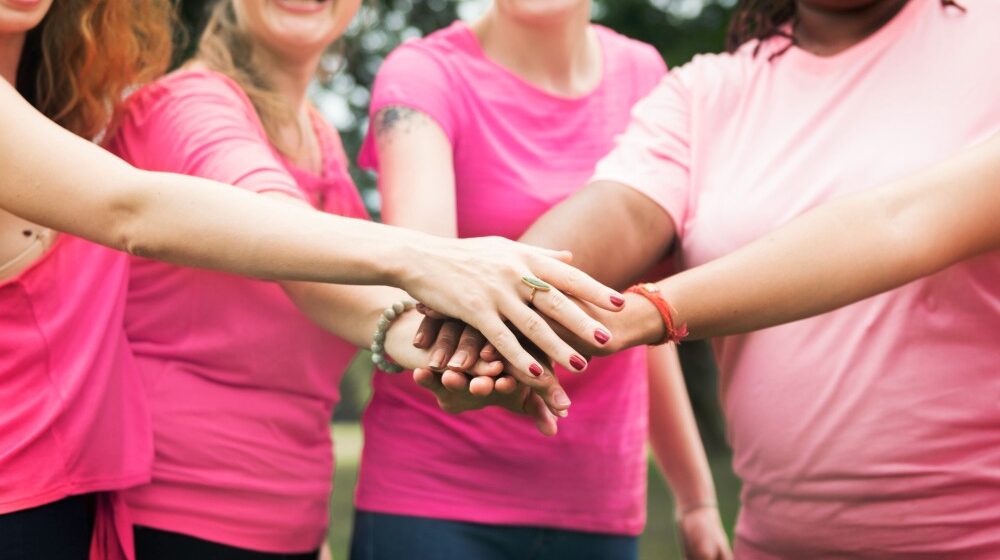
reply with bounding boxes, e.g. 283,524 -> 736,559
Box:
0,236 -> 151,518
594,1 -> 1000,557
358,22 -> 666,535
107,70 -> 368,553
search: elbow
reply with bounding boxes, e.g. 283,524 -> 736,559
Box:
107,172 -> 157,259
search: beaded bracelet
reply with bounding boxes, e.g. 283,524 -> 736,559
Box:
370,299 -> 417,374
625,283 -> 688,345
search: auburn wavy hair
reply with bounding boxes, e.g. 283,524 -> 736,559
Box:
15,0 -> 174,140
726,0 -> 966,55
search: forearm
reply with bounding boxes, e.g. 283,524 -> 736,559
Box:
119,170 -> 422,285
282,282 -> 411,349
0,84 -> 424,287
647,345 -> 717,509
519,181 -> 674,289
657,133 -> 1000,339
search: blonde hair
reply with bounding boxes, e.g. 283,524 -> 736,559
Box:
196,0 -> 298,155
16,0 -> 174,139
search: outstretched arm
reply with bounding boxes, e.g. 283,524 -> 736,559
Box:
657,132 -> 1000,340
0,77 -> 622,389
607,132 -> 1000,345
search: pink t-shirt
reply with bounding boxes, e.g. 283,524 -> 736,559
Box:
0,236 -> 151,511
358,22 -> 666,535
594,1 -> 1000,557
107,70 -> 368,553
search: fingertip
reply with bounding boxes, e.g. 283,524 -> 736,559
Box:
469,376 -> 495,397
495,377 -> 517,394
441,370 -> 469,392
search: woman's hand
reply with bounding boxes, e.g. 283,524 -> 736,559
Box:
677,506 -> 732,560
397,237 -> 624,411
412,368 -> 560,437
383,311 -> 504,378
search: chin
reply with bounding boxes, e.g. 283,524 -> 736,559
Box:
496,0 -> 586,25
249,0 -> 357,58
0,0 -> 54,35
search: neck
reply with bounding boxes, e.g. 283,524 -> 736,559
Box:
0,32 -> 26,85
255,48 -> 320,116
795,0 -> 909,56
473,5 -> 600,97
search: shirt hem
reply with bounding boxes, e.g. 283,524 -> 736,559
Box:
354,496 -> 644,537
128,507 -> 325,554
0,471 -> 151,515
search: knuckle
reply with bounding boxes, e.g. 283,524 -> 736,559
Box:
545,292 -> 565,312
522,313 -> 545,336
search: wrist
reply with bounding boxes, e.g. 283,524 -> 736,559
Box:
675,499 -> 719,522
379,230 -> 435,290
371,300 -> 418,373
620,292 -> 667,348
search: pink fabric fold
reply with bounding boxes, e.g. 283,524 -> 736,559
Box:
90,493 -> 135,560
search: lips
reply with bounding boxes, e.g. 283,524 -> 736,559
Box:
273,0 -> 330,15
4,0 -> 46,10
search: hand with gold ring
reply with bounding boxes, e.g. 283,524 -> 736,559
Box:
522,275 -> 551,306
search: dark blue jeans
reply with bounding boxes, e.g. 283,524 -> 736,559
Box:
0,494 -> 94,560
350,510 -> 638,560
134,526 -> 319,560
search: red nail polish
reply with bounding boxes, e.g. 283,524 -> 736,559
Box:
594,328 -> 611,345
610,295 -> 625,307
529,363 -> 544,377
569,355 -> 587,371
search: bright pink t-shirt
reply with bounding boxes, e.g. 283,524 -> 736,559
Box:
358,22 -> 666,535
0,236 -> 151,510
594,1 -> 1000,557
107,70 -> 368,553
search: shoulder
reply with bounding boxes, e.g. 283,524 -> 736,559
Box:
667,43 -> 760,98
119,69 -> 256,129
594,25 -> 667,76
379,21 -> 476,79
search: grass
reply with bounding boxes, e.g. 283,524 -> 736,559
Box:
327,422 -> 740,559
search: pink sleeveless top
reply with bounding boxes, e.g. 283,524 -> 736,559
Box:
107,70 -> 368,553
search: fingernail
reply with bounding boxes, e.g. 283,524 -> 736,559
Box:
554,389 -> 571,408
429,349 -> 446,370
528,363 -> 544,377
556,409 -> 568,418
413,331 -> 425,346
594,328 -> 611,345
610,295 -> 625,307
569,354 -> 587,371
447,351 -> 469,369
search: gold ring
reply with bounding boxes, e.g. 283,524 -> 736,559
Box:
521,276 -> 551,305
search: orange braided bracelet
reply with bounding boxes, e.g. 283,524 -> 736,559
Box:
625,283 -> 688,345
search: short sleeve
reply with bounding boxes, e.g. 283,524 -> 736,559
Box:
357,44 -> 459,171
110,71 -> 302,200
590,70 -> 691,234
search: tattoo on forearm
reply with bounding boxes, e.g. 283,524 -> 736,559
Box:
374,106 -> 426,140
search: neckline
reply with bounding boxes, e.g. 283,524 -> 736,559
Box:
0,230 -> 63,287
454,21 -> 609,103
779,0 -> 921,70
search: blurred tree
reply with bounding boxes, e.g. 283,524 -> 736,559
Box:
175,0 -> 733,447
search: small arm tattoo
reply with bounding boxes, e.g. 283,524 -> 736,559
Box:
374,106 -> 427,140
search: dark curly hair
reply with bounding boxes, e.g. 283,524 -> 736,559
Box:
726,0 -> 966,56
